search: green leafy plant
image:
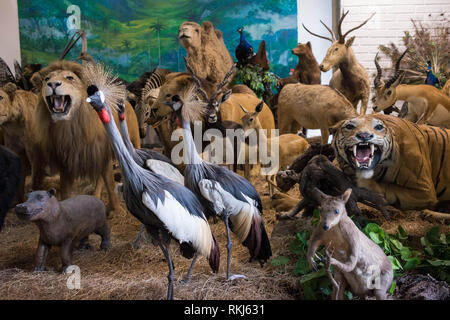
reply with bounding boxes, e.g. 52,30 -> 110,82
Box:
235,64 -> 278,99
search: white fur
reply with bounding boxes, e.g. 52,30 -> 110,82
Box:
146,159 -> 184,185
357,169 -> 374,180
142,190 -> 211,257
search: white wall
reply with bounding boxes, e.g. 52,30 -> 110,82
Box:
297,0 -> 333,84
0,0 -> 21,71
340,0 -> 450,108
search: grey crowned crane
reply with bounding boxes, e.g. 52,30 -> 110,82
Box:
115,100 -> 184,249
84,64 -> 219,299
165,93 -> 272,281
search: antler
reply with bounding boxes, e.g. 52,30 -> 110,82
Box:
338,11 -> 375,43
183,56 -> 209,102
302,23 -> 334,42
320,20 -> 336,42
385,49 -> 408,88
211,63 -> 236,101
373,52 -> 382,88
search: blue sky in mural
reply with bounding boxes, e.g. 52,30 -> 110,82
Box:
18,0 -> 298,82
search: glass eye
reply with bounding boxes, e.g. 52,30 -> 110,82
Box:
345,123 -> 355,130
335,47 -> 339,51
66,76 -> 74,81
375,124 -> 384,131
335,209 -> 339,214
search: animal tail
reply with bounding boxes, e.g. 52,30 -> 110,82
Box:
209,233 -> 220,273
230,206 -> 272,265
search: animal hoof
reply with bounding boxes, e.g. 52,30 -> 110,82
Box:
100,243 -> 111,251
33,266 -> 45,273
78,243 -> 92,250
227,274 -> 247,281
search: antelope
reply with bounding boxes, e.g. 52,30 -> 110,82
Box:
303,11 -> 374,115
373,50 -> 450,125
240,101 -> 310,196
277,83 -> 357,144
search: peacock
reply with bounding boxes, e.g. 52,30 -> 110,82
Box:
235,27 -> 254,66
425,60 -> 439,88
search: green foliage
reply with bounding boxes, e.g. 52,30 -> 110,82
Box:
235,64 -> 278,99
271,219 -> 449,299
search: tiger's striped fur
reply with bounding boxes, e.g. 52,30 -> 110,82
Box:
332,114 -> 450,210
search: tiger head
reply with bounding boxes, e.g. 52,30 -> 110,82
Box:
331,115 -> 395,179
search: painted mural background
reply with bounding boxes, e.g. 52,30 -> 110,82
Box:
18,0 -> 298,82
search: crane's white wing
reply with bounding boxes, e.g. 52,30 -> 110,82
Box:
198,179 -> 259,242
146,159 -> 184,185
142,190 -> 211,257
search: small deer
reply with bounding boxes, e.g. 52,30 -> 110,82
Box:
373,50 -> 450,125
307,188 -> 393,300
240,101 -> 309,196
303,11 -> 374,115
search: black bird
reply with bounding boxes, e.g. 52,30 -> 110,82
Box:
165,92 -> 272,281
235,27 -> 254,66
84,64 -> 219,299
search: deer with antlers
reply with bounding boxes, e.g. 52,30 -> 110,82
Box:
373,50 -> 450,125
303,11 -> 374,115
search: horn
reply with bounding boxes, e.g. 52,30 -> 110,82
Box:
238,103 -> 248,113
374,52 -> 382,88
183,56 -> 209,102
211,63 -> 236,101
320,20 -> 336,42
340,12 -> 375,43
302,23 -> 333,42
385,49 -> 408,88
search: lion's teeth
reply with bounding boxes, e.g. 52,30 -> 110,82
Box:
353,145 -> 357,157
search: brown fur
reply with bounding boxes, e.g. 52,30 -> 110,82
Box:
332,114 -> 450,212
179,21 -> 234,86
307,188 -> 393,300
15,189 -> 110,272
241,103 -> 309,195
374,83 -> 450,125
278,84 -> 357,144
29,60 -> 140,212
443,80 -> 450,97
277,42 -> 321,87
0,83 -> 38,201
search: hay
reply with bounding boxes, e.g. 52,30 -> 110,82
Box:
0,173 -> 447,300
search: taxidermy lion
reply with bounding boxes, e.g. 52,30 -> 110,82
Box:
331,114 -> 450,214
0,82 -> 38,202
30,61 -> 140,213
179,21 -> 234,86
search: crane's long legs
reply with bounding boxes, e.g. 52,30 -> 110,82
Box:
158,235 -> 174,300
133,224 -> 146,249
223,212 -> 246,281
182,253 -> 198,283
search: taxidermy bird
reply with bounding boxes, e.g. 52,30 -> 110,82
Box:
235,27 -> 254,66
165,91 -> 272,281
115,100 -> 184,249
84,63 -> 219,300
425,60 -> 439,88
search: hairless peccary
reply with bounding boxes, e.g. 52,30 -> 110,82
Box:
15,189 -> 110,272
307,188 -> 393,300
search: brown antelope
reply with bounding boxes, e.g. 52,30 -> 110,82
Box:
303,11 -> 374,115
240,101 -> 309,196
373,50 -> 450,125
277,83 -> 357,144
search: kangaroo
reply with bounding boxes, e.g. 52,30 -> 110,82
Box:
307,188 -> 393,300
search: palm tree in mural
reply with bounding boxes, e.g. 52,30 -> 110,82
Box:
169,35 -> 181,72
148,19 -> 167,66
265,25 -> 274,60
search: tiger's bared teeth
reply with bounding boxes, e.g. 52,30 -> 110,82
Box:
370,144 -> 374,157
355,159 -> 360,168
353,145 -> 357,157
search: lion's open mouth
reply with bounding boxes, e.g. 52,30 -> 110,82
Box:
346,142 -> 381,170
46,95 -> 71,115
